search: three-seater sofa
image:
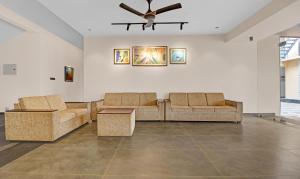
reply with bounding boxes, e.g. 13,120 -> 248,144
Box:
93,93 -> 164,121
165,93 -> 243,122
5,95 -> 90,141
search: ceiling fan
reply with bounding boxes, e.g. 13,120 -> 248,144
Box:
119,0 -> 182,28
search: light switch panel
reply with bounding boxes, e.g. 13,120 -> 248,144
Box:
3,64 -> 17,75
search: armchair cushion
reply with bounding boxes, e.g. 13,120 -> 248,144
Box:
19,96 -> 50,110
170,93 -> 188,106
65,108 -> 88,117
140,93 -> 157,106
206,93 -> 226,106
214,106 -> 237,112
104,93 -> 122,106
122,93 -> 140,106
46,95 -> 67,111
58,111 -> 76,123
188,93 -> 207,106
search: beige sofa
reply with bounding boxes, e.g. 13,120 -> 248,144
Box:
92,93 -> 164,121
165,93 -> 243,122
5,95 -> 90,141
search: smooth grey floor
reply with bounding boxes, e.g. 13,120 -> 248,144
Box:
0,117 -> 300,178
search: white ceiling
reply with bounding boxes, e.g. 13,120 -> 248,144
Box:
37,0 -> 272,36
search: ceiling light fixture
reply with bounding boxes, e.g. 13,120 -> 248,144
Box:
112,22 -> 188,31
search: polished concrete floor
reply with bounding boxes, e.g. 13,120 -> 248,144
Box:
1,117 -> 300,178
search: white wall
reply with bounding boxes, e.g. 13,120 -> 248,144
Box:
257,35 -> 280,115
84,35 -> 258,113
0,31 -> 84,112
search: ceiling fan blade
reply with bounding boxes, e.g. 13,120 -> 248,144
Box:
154,3 -> 182,15
119,3 -> 144,17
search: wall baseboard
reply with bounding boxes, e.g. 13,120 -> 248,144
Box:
244,113 -> 276,118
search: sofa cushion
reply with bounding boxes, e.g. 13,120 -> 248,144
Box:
171,105 -> 191,112
65,108 -> 88,117
104,93 -> 122,106
58,111 -> 76,123
191,106 -> 215,112
140,93 -> 157,106
206,93 -> 226,106
214,106 -> 237,112
45,95 -> 67,111
138,106 -> 159,112
122,93 -> 140,106
188,93 -> 207,106
97,105 -> 138,111
170,93 -> 188,106
19,96 -> 50,110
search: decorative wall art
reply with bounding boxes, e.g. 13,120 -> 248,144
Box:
132,46 -> 168,66
170,48 -> 187,64
64,66 -> 74,82
114,49 -> 130,64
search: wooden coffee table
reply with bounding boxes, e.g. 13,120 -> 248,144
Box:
97,108 -> 135,136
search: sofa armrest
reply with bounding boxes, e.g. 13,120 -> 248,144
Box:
91,99 -> 104,121
225,100 -> 243,113
5,110 -> 60,141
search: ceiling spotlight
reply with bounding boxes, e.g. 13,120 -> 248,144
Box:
152,24 -> 155,31
126,24 -> 131,31
180,23 -> 184,30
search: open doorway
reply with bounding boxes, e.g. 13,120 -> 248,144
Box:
280,37 -> 300,120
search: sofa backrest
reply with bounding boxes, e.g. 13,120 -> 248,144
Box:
104,93 -> 122,106
206,93 -> 225,106
121,93 -> 140,106
45,95 -> 67,111
103,93 -> 158,106
188,93 -> 207,106
140,93 -> 157,106
169,93 -> 188,106
19,96 -> 50,110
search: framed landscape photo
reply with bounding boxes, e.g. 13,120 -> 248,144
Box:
64,66 -> 74,82
132,46 -> 168,66
170,48 -> 187,64
114,49 -> 130,64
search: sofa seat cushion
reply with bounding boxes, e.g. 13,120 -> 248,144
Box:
19,96 -> 50,110
65,108 -> 88,117
97,105 -> 138,111
188,93 -> 207,106
104,93 -> 122,106
170,93 -> 188,106
214,106 -> 237,112
140,93 -> 157,106
122,93 -> 140,106
171,105 -> 191,112
58,111 -> 76,123
46,95 -> 67,111
191,106 -> 215,112
206,93 -> 226,106
138,106 -> 159,112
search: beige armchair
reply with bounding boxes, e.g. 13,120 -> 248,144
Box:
5,95 -> 91,141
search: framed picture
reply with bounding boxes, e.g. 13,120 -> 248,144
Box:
132,46 -> 168,66
114,49 -> 130,64
64,66 -> 74,82
170,48 -> 187,64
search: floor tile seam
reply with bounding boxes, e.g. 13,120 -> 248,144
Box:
0,170 -> 103,176
100,174 -> 300,178
189,136 -> 224,176
102,137 -> 124,177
